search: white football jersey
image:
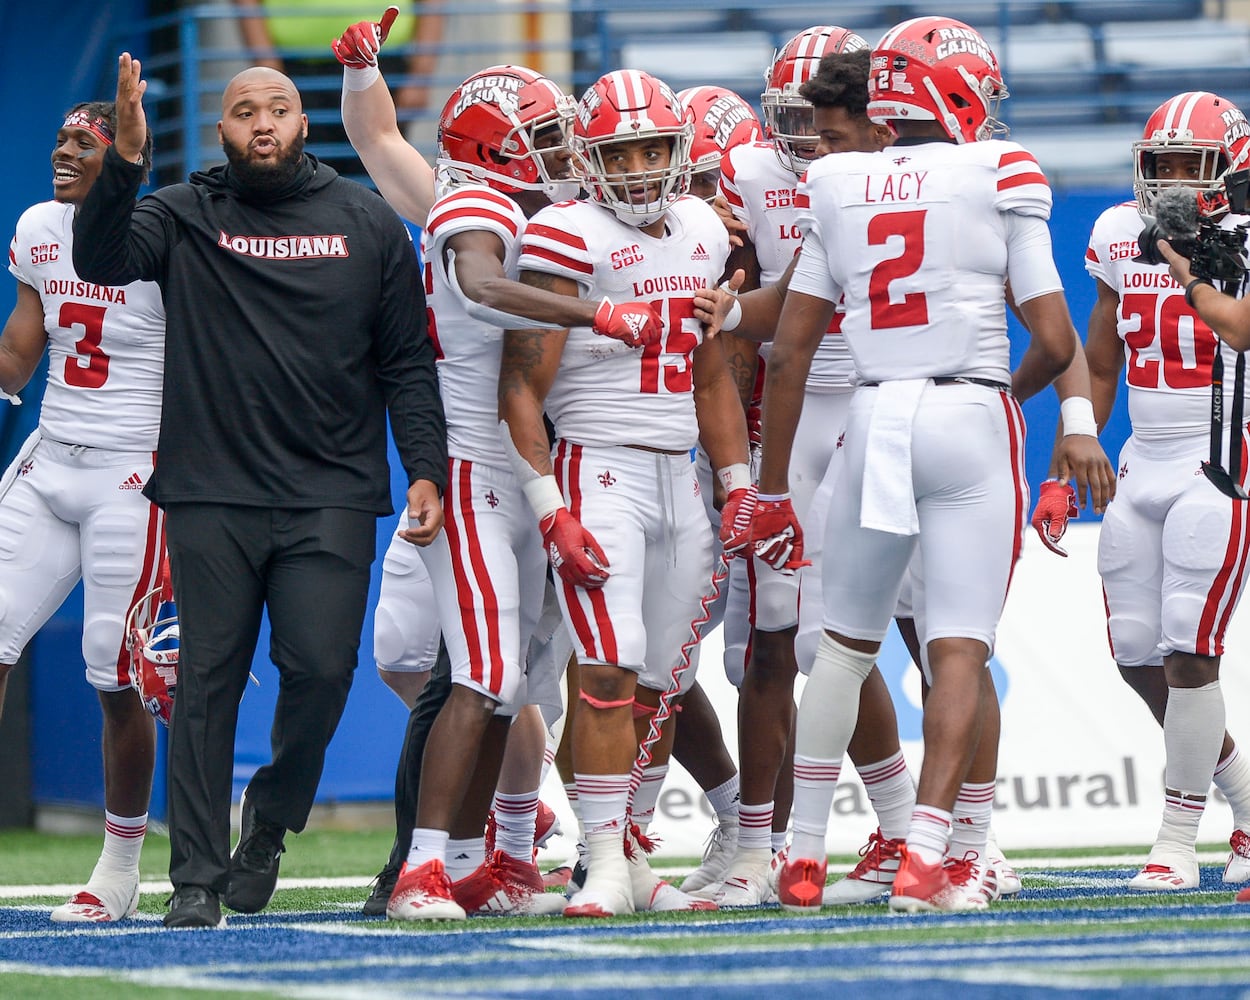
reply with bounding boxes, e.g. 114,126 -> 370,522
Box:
518,197 -> 729,451
420,184 -> 528,468
1086,201 -> 1246,443
8,200 -> 164,450
719,141 -> 852,389
790,139 -> 1052,384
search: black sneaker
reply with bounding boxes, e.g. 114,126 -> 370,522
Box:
362,861 -> 401,916
163,885 -> 225,928
224,793 -> 286,913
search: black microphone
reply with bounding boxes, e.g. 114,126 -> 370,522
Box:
1152,185 -> 1200,239
1137,185 -> 1200,265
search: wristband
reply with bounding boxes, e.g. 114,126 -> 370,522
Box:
721,297 -> 743,332
1185,277 -> 1213,308
343,64 -> 381,92
521,474 -> 564,521
717,463 -> 751,493
1060,395 -> 1098,438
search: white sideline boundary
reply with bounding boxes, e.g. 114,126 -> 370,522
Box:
0,849 -> 1237,900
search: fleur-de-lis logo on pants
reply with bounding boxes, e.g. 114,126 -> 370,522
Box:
598,469 -> 616,488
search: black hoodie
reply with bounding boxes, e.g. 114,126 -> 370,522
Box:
73,146 -> 446,514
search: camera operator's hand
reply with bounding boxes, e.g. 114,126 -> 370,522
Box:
1157,239 -> 1195,288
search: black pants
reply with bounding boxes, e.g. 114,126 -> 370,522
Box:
386,639 -> 452,870
164,503 -> 376,893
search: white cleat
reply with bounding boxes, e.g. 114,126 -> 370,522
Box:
1224,829 -> 1250,884
681,819 -> 739,898
628,830 -> 717,912
714,848 -> 776,907
985,833 -> 1021,898
1128,846 -> 1200,891
50,871 -> 140,924
823,828 -> 904,905
943,852 -> 998,909
563,878 -> 634,918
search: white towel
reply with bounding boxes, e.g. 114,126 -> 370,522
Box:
860,378 -> 926,536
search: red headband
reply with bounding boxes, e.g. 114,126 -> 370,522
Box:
62,109 -> 115,146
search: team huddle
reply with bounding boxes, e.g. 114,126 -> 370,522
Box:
5,6 -> 1250,928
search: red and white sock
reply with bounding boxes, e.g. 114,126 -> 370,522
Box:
791,757 -> 840,860
906,805 -> 952,866
492,791 -> 538,864
858,751 -> 915,841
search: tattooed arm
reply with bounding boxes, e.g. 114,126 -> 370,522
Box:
498,269 -> 574,479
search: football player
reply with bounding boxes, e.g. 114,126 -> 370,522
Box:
336,14 -> 673,920
751,16 -> 1088,914
702,26 -> 925,908
499,68 -> 751,917
1062,92 -> 1250,890
0,101 -> 161,923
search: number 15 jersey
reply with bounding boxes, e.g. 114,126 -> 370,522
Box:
518,196 -> 729,452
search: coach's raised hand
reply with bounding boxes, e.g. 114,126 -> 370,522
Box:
332,6 -> 400,67
113,53 -> 148,165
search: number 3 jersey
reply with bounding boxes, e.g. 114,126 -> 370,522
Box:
518,196 -> 729,452
9,200 -> 164,450
1085,201 -> 1246,442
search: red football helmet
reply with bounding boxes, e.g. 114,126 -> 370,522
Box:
1133,91 -> 1250,217
570,70 -> 693,227
437,65 -> 578,200
126,570 -> 179,728
678,86 -> 762,176
762,26 -> 867,174
868,16 -> 1009,144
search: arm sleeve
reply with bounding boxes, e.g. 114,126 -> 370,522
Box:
71,145 -> 170,286
1005,212 -> 1063,305
374,216 -> 449,493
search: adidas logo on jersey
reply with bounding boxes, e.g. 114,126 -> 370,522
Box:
118,472 -> 145,491
691,243 -> 710,261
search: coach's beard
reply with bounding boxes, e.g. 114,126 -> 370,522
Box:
222,131 -> 307,198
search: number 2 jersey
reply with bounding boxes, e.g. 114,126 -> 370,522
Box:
790,138 -> 1057,385
518,196 -> 729,452
1085,201 -> 1247,442
8,200 -> 164,450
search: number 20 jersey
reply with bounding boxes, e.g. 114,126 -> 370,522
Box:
518,197 -> 729,452
1085,201 -> 1245,442
9,200 -> 164,450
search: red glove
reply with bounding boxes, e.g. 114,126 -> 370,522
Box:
592,298 -> 664,349
751,496 -> 811,574
719,485 -> 757,557
1031,479 -> 1079,557
745,402 -> 762,452
540,508 -> 610,588
332,5 -> 399,68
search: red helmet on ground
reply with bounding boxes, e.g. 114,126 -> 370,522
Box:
571,70 -> 693,227
762,26 -> 867,174
437,65 -> 578,200
867,16 -> 1009,144
678,85 -> 762,176
1133,91 -> 1250,217
126,574 -> 179,728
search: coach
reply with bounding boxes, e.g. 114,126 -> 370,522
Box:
73,54 -> 447,929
